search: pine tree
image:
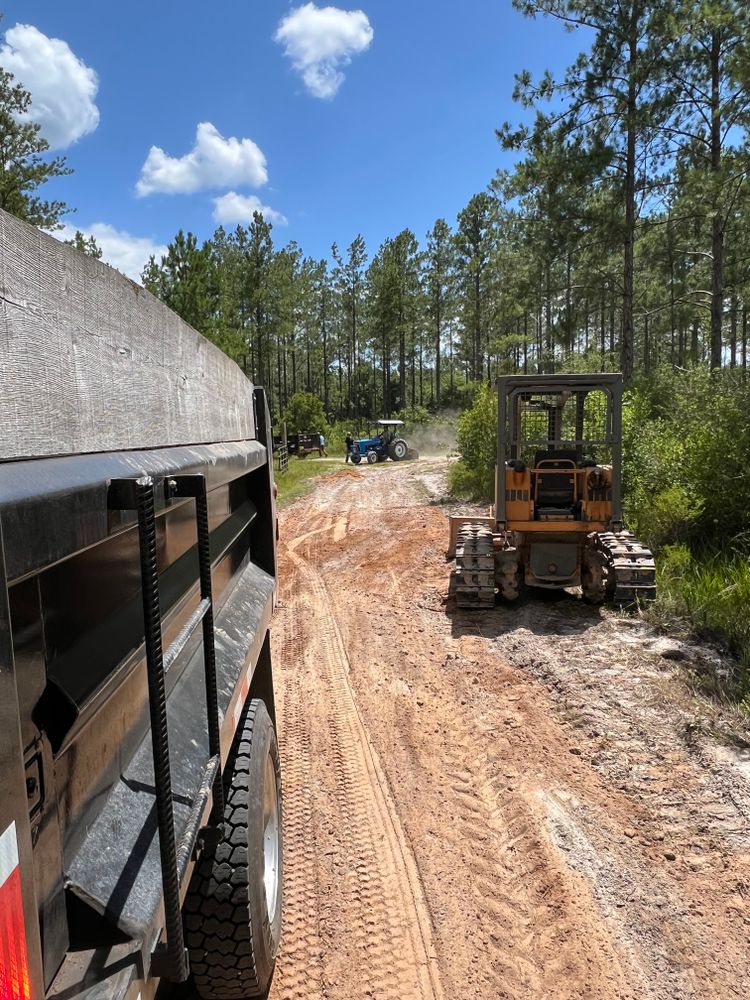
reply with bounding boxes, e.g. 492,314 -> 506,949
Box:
424,219 -> 456,406
0,41 -> 72,228
454,193 -> 498,382
65,230 -> 102,258
506,1 -> 674,378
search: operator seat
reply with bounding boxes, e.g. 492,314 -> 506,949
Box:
534,450 -> 578,514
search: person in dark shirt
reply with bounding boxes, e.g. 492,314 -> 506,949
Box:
345,432 -> 354,463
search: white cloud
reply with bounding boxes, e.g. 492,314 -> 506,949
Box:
0,23 -> 99,149
137,122 -> 268,197
213,192 -> 287,227
274,3 -> 373,99
58,223 -> 167,282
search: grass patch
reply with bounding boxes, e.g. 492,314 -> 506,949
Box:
647,544 -> 750,705
275,456 -> 343,508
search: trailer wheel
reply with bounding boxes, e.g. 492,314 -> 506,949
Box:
184,699 -> 282,999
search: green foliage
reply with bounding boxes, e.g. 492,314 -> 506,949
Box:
65,230 -> 102,259
0,32 -> 72,228
448,384 -> 497,499
394,404 -> 431,424
652,546 -> 750,702
624,367 -> 750,544
283,391 -> 329,434
142,230 -> 215,333
632,486 -> 702,550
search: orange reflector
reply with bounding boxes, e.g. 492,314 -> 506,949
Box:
0,823 -> 31,1000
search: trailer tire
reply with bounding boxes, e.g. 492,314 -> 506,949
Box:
184,699 -> 282,999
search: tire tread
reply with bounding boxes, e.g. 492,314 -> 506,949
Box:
183,699 -> 273,999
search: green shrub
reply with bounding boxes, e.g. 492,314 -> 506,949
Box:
447,460 -> 492,500
283,392 -> 329,435
631,485 -> 702,549
451,384 -> 497,499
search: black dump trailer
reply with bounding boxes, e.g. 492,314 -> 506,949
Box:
0,210 -> 282,1000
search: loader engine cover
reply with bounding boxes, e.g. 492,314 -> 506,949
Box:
529,542 -> 579,582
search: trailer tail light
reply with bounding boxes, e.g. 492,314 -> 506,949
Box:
0,823 -> 31,1000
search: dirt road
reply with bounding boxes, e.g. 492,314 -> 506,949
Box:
269,460 -> 750,1000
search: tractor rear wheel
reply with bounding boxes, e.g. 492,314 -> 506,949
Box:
389,439 -> 408,461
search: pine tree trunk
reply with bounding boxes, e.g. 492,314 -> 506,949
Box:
621,11 -> 638,380
434,290 -> 441,407
322,311 -> 329,414
474,270 -> 482,382
710,30 -> 724,371
398,294 -> 406,410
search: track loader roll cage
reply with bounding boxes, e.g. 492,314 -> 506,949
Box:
494,374 -> 624,531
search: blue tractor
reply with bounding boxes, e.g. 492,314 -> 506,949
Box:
350,419 -> 409,465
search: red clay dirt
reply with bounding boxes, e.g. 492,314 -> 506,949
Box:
269,460 -> 750,1000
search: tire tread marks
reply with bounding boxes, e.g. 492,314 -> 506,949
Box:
270,529 -> 443,1000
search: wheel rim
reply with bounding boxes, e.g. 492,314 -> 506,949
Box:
262,751 -> 280,924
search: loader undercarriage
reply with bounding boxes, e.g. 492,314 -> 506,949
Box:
453,525 -> 656,609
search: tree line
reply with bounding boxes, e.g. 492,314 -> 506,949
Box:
3,4 -> 750,423
140,1 -> 750,419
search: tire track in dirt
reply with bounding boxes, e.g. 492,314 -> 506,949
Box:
270,588 -> 324,1000
270,513 -> 444,1000
269,461 -> 750,1000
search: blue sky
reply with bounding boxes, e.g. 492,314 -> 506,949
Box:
1,1 -> 585,278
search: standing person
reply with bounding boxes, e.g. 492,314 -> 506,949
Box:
319,433 -> 328,457
345,431 -> 353,463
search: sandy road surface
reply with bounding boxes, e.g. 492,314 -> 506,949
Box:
269,460 -> 750,1000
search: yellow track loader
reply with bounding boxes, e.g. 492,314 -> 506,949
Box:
450,374 -> 656,608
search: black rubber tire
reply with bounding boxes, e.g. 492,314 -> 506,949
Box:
351,453 -> 361,465
184,700 -> 283,999
389,439 -> 408,461
366,450 -> 378,464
